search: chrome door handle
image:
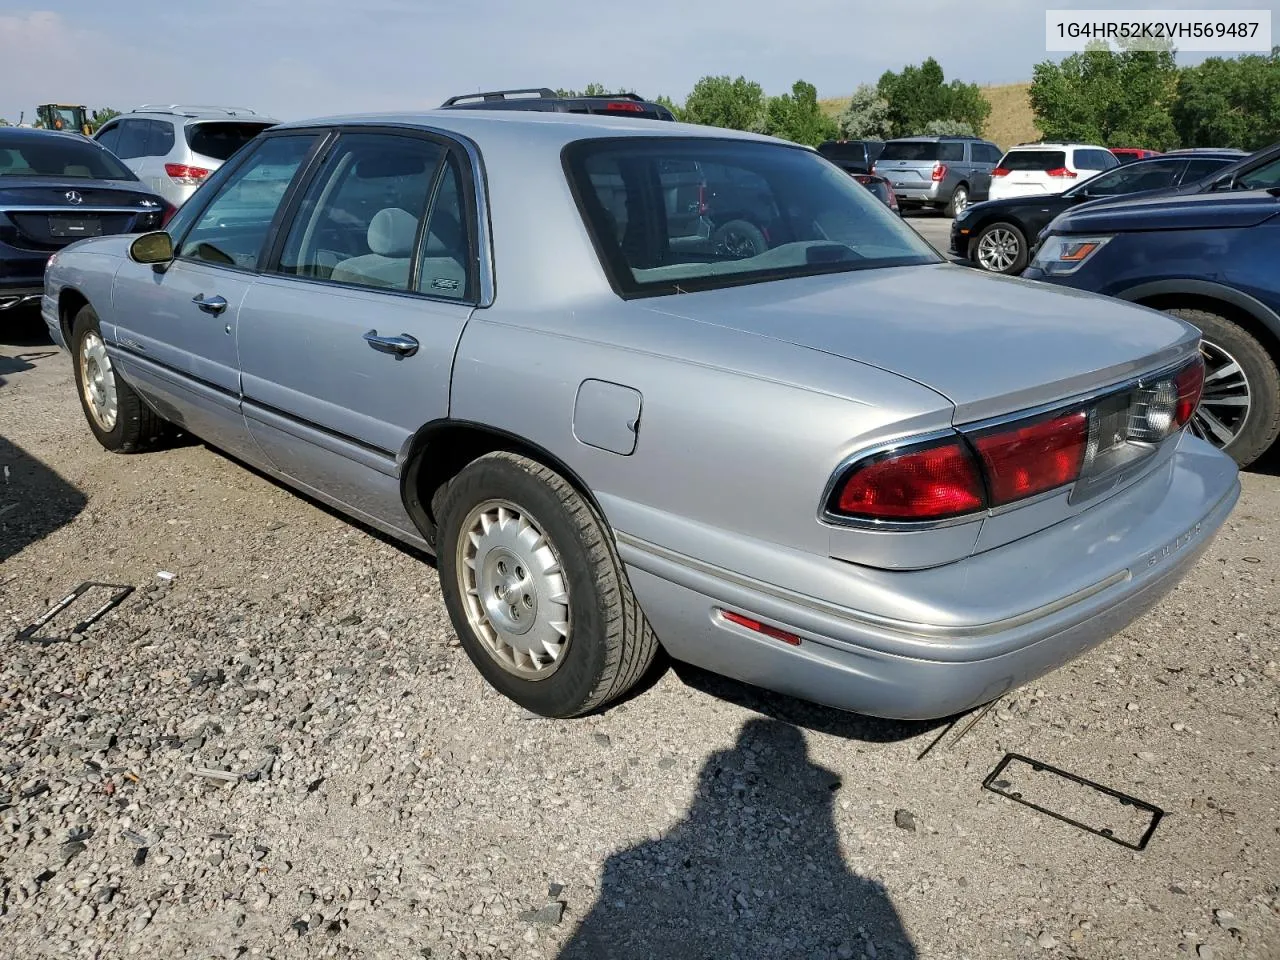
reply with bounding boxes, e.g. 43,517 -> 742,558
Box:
363,330 -> 419,357
192,294 -> 228,315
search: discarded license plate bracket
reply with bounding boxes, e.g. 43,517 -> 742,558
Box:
15,582 -> 135,642
982,752 -> 1164,851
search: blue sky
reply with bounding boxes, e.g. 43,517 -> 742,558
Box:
2,0 -> 1276,123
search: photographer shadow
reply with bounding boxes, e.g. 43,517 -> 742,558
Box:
557,717 -> 916,960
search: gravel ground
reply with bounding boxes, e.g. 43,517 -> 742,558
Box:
2,314 -> 1278,960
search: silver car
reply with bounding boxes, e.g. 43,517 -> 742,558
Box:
93,105 -> 277,208
42,113 -> 1239,720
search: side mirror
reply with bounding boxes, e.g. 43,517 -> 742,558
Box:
129,231 -> 174,266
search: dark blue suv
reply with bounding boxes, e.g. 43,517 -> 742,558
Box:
1024,183 -> 1280,469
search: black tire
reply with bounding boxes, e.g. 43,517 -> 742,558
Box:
946,183 -> 969,219
712,219 -> 768,259
971,221 -> 1028,274
70,304 -> 167,453
436,452 -> 660,718
1166,307 -> 1280,468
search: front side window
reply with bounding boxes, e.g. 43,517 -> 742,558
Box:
566,137 -> 938,298
277,133 -> 454,293
1181,158 -> 1229,182
177,134 -> 317,270
95,123 -> 121,154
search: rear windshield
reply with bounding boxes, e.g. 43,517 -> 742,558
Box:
879,141 -> 945,161
0,136 -> 136,180
818,141 -> 867,162
998,150 -> 1067,171
186,121 -> 274,161
565,137 -> 939,298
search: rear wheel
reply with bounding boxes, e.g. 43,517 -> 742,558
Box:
1165,307 -> 1280,468
946,184 -> 970,218
972,222 -> 1027,274
436,452 -> 660,718
71,305 -> 167,453
712,219 -> 768,259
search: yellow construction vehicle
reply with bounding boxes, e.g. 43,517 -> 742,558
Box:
34,104 -> 91,135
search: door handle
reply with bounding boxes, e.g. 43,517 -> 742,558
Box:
192,294 -> 228,315
363,330 -> 419,358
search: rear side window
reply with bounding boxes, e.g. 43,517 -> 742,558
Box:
566,137 -> 938,298
998,150 -> 1066,171
186,122 -> 275,162
939,142 -> 964,162
145,120 -> 175,158
1074,148 -> 1118,170
113,120 -> 149,160
1181,158 -> 1229,182
880,141 -> 942,161
977,143 -> 1003,163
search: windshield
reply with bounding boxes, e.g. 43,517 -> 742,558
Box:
0,136 -> 136,180
998,150 -> 1066,172
566,137 -> 939,298
186,121 -> 275,161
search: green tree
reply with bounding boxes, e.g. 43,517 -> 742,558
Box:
1172,48 -> 1280,150
762,80 -> 838,145
89,108 -> 120,133
1029,40 -> 1179,148
876,58 -> 990,136
922,119 -> 976,136
836,83 -> 892,140
554,83 -> 625,97
681,75 -> 766,132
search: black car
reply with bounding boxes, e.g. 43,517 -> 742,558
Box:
1,128 -> 173,313
440,88 -> 676,121
816,139 -> 884,175
950,150 -> 1243,274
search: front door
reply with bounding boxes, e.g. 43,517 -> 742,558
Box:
236,131 -> 477,537
108,132 -> 321,463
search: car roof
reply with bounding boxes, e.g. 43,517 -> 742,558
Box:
269,109 -> 792,148
1004,142 -> 1108,150
0,127 -> 93,144
885,134 -> 987,142
123,105 -> 278,122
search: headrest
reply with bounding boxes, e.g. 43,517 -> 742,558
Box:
368,207 -> 417,257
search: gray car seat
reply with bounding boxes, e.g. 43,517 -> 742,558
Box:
331,207 -> 419,289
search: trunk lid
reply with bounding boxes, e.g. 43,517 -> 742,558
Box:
643,262 -> 1199,422
0,178 -> 165,250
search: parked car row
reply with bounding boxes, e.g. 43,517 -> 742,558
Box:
41,106 -> 1239,724
951,139 -> 1280,469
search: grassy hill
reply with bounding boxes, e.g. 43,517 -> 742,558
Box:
819,82 -> 1038,149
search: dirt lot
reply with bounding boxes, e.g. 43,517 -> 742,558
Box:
1,310 -> 1278,960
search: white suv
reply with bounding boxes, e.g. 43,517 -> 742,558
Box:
94,105 -> 277,208
988,142 -> 1120,201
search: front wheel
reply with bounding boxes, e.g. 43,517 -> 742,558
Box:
71,305 -> 168,453
1165,307 -> 1280,468
436,452 -> 660,718
972,222 -> 1027,274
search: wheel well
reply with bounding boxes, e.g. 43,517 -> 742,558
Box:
400,422 -> 606,548
1134,292 -> 1280,363
57,288 -> 89,345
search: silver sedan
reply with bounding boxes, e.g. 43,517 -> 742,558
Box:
42,112 -> 1239,719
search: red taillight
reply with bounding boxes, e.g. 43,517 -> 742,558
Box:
1174,354 -> 1205,426
719,610 -> 802,646
834,440 -> 985,521
932,163 -> 947,182
165,163 -> 211,185
991,167 -> 1009,177
854,174 -> 873,184
1045,167 -> 1077,178
971,410 -> 1088,507
604,101 -> 645,112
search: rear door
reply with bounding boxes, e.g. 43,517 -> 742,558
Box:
133,119 -> 177,195
107,132 -> 322,464
236,129 -> 478,536
1072,148 -> 1119,181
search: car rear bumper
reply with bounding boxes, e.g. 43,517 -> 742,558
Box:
619,432 -> 1238,719
889,181 -> 943,204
